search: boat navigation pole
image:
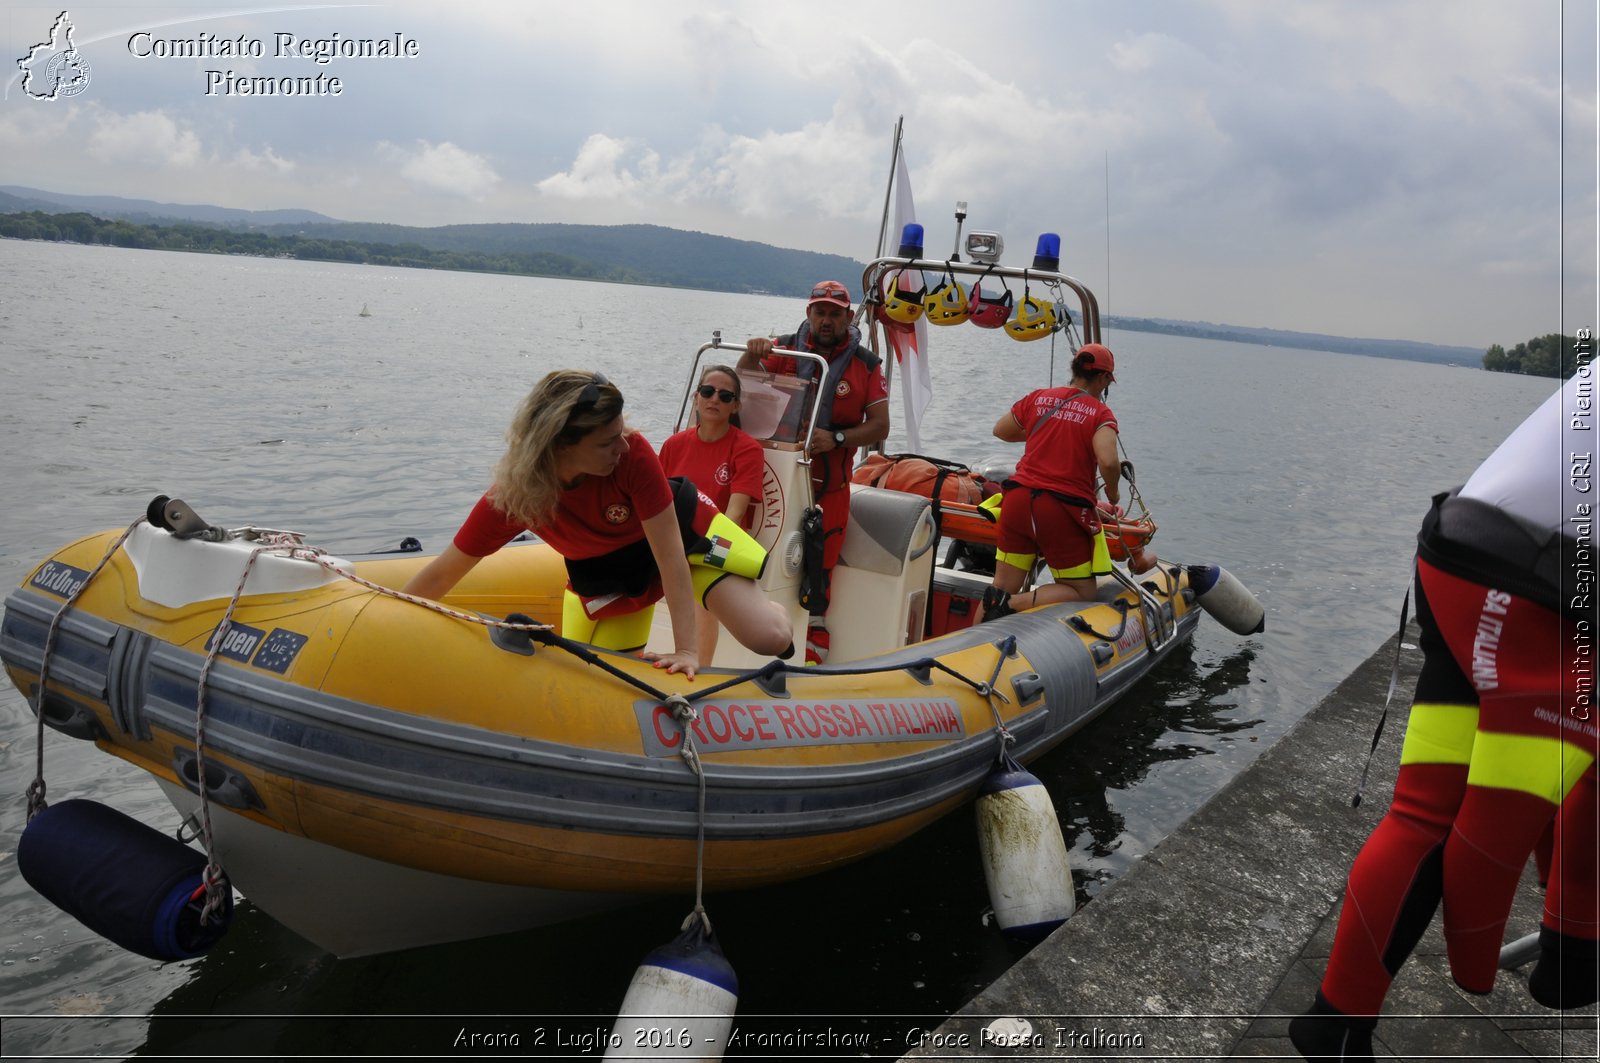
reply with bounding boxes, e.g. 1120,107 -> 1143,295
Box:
873,116 -> 904,258
1104,151 -> 1112,326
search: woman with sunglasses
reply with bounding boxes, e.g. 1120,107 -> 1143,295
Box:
402,369 -> 793,678
659,365 -> 766,665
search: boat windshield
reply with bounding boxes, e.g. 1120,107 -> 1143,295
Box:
733,369 -> 817,448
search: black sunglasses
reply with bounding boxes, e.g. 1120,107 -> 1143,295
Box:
574,371 -> 611,409
810,285 -> 849,303
696,384 -> 738,403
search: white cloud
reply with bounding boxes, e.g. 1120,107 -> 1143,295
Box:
537,134 -> 658,200
230,145 -> 295,174
380,140 -> 500,199
86,108 -> 202,168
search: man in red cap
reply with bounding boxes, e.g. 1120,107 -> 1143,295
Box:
980,342 -> 1121,620
741,280 -> 890,664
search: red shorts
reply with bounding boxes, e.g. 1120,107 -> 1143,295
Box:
996,485 -> 1101,573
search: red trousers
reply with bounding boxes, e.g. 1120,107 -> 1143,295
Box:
1320,559 -> 1597,1015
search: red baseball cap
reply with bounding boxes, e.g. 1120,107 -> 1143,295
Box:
807,280 -> 852,311
1076,343 -> 1117,381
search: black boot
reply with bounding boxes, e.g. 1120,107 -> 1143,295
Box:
1288,991 -> 1375,1063
980,586 -> 1014,622
1528,925 -> 1600,1009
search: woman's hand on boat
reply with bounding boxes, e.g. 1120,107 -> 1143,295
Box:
642,647 -> 699,678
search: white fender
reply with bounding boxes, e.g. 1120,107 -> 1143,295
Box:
976,760 -> 1075,940
1189,564 -> 1265,635
606,922 -> 737,1061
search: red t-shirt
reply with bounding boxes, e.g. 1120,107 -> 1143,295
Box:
453,432 -> 675,559
762,350 -> 888,494
657,426 -> 764,524
1010,387 -> 1118,500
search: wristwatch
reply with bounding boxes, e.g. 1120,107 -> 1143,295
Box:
832,429 -> 847,448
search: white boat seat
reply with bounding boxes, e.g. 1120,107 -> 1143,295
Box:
840,486 -> 936,577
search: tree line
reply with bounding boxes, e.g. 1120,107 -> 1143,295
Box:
1483,333 -> 1583,378
0,210 -> 646,284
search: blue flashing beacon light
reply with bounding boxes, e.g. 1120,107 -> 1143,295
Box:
1032,232 -> 1061,272
897,223 -> 924,259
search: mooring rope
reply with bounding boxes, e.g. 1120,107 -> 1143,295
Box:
25,516 -> 146,822
663,693 -> 715,938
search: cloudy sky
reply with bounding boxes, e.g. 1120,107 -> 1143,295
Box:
2,0 -> 1595,348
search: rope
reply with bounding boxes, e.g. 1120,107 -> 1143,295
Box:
664,694 -> 714,938
1353,559 -> 1415,808
26,516 -> 146,822
980,636 -> 1018,750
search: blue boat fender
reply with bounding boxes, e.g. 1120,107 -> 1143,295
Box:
606,918 -> 738,1060
17,799 -> 233,961
1187,564 -> 1266,635
976,756 -> 1075,941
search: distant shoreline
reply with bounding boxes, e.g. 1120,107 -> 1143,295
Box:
1,213 -> 1480,368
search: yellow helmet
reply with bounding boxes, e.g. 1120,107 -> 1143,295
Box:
880,270 -> 925,324
922,277 -> 970,326
1004,293 -> 1056,341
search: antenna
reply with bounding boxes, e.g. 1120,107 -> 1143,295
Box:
950,201 -> 967,261
1104,152 -> 1111,328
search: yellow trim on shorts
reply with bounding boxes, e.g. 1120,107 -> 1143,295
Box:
995,549 -> 1036,573
562,589 -> 654,652
1399,702 -> 1479,767
1465,733 -> 1595,803
1047,530 -> 1112,580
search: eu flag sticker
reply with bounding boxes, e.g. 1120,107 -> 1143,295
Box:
251,629 -> 308,673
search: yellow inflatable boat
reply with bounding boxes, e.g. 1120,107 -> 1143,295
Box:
3,255 -> 1261,958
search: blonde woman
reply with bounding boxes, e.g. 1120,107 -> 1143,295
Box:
659,364 -> 765,664
403,370 -> 792,679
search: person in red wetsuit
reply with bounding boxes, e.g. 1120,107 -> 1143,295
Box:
659,363 -> 768,664
980,343 -> 1122,621
1292,372 -> 1597,1061
738,280 -> 890,665
402,369 -> 792,679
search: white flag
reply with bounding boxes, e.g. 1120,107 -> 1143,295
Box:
889,147 -> 932,451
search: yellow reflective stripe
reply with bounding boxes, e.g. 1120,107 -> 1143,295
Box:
996,549 -> 1036,571
1466,733 -> 1595,802
1048,529 -> 1112,580
1399,702 -> 1478,766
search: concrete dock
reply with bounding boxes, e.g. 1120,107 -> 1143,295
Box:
911,630 -> 1598,1061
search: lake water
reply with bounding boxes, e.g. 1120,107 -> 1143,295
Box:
0,239 -> 1557,1057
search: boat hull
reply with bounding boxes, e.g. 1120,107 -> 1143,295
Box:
3,522 -> 1200,955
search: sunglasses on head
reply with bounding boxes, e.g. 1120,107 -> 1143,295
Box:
574,371 -> 611,409
696,384 -> 738,403
810,285 -> 849,303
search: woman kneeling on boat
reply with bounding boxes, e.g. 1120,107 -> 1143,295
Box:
402,369 -> 793,678
981,343 -> 1122,621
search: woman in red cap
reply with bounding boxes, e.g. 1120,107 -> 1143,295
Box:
981,343 -> 1122,620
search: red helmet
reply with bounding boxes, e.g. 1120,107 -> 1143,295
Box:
1075,343 -> 1116,381
967,280 -> 1014,329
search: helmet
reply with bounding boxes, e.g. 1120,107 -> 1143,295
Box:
968,280 -> 1014,329
1004,293 -> 1056,341
921,277 -> 970,325
1075,342 -> 1117,380
880,270 -> 925,324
